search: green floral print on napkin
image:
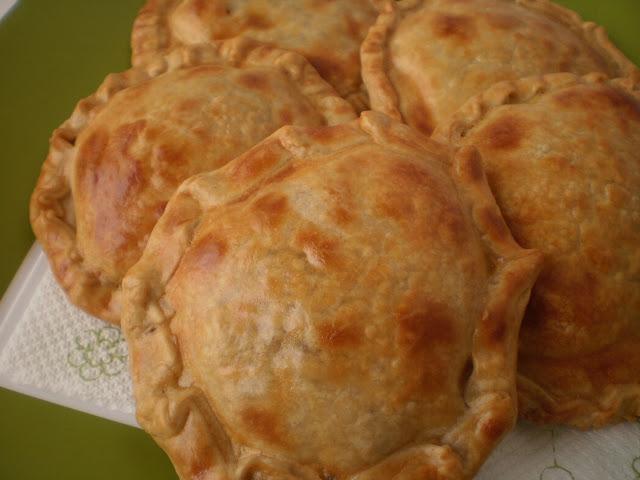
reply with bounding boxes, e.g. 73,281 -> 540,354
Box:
67,327 -> 127,381
540,429 -> 575,480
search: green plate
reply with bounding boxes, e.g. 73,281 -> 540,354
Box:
0,1 -> 638,478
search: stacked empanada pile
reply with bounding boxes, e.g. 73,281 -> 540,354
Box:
29,1 -> 640,479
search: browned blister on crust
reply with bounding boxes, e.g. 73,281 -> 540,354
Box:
30,37 -> 356,324
131,0 -> 384,109
362,0 -> 639,135
435,73 -> 640,428
122,111 -> 542,480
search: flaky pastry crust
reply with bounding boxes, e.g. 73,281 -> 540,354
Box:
30,37 -> 355,324
122,111 -> 542,480
435,72 -> 640,428
361,0 -> 639,135
131,0 -> 383,109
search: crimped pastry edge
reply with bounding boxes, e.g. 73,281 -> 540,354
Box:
131,0 -> 180,68
433,71 -> 640,143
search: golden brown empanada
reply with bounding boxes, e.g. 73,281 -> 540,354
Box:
122,111 -> 542,480
30,37 -> 355,325
362,0 -> 638,135
131,0 -> 381,108
435,73 -> 640,428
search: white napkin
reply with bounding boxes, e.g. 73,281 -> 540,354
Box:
0,248 -> 135,425
0,247 -> 638,478
477,420 -> 640,480
0,0 -> 17,21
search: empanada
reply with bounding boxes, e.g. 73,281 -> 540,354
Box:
122,111 -> 542,480
362,0 -> 638,135
132,0 -> 382,108
435,73 -> 640,427
30,38 -> 354,324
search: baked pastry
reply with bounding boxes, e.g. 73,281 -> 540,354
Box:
30,37 -> 355,325
362,0 -> 638,135
131,0 -> 381,109
122,111 -> 542,480
434,73 -> 640,428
